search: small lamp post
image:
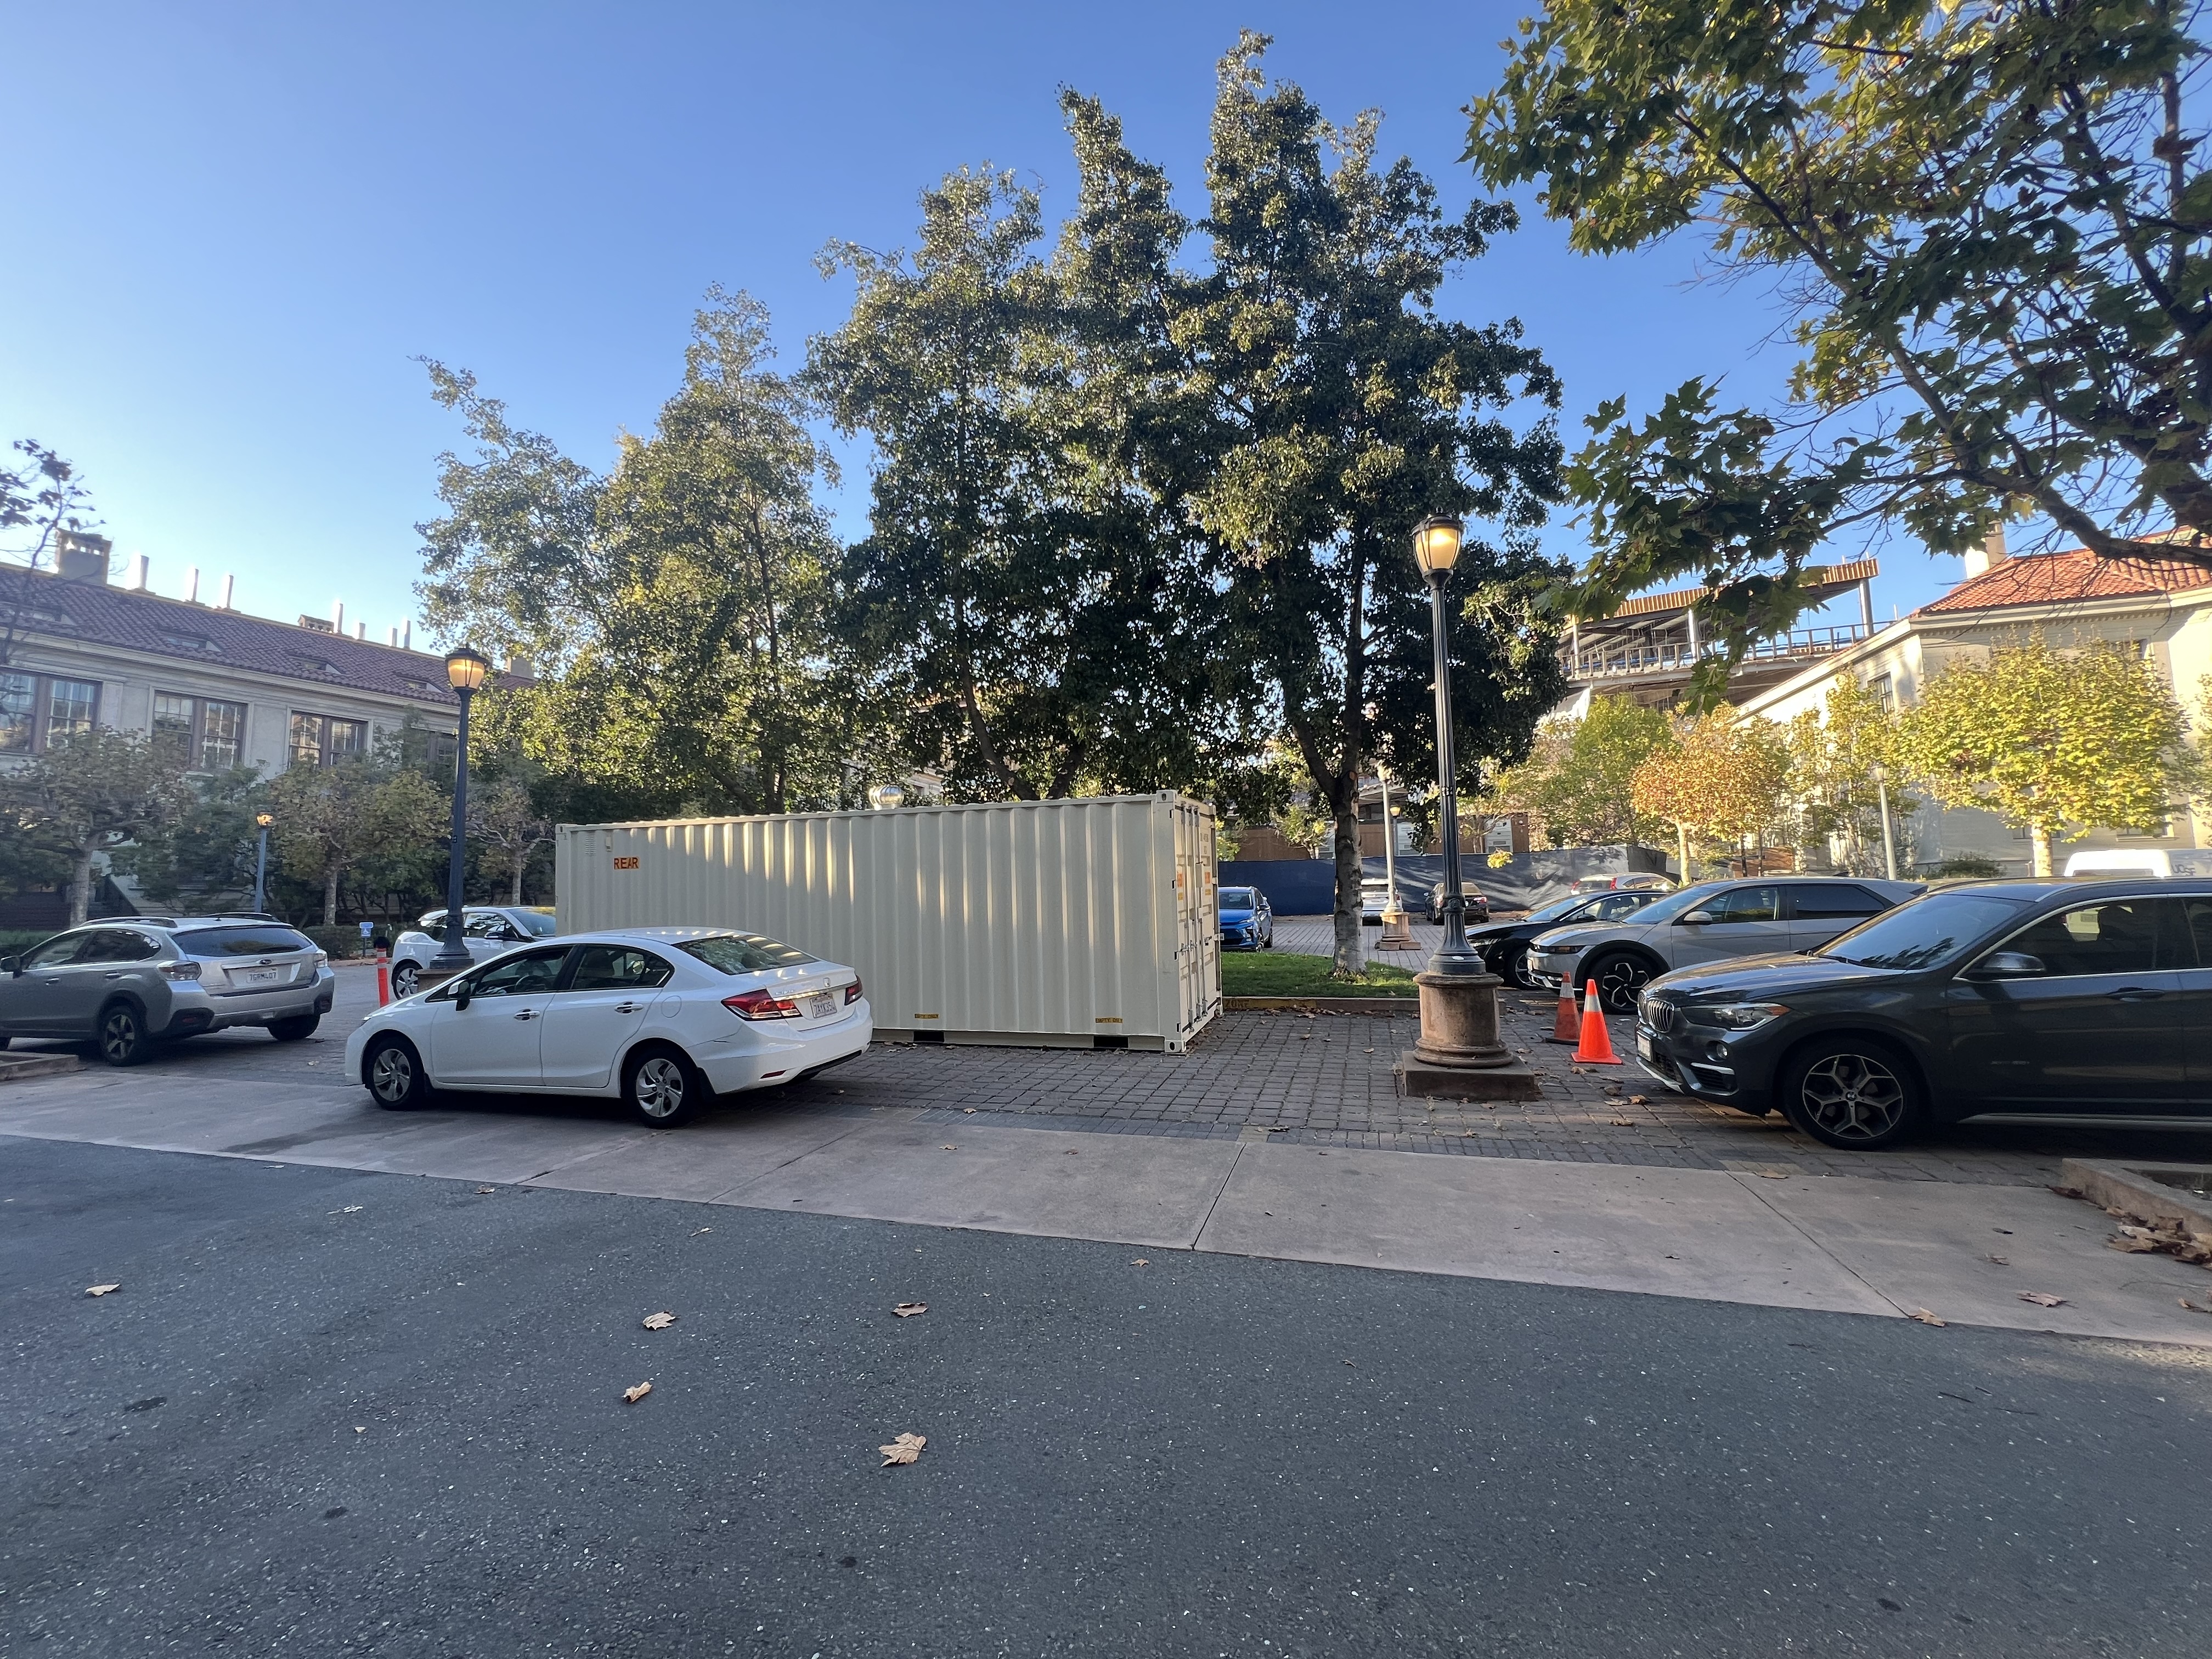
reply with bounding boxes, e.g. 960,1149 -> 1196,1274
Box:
1376,770 -> 1417,950
428,646 -> 492,977
1871,763 -> 1899,881
251,811 -> 274,915
1398,515 -> 1532,1095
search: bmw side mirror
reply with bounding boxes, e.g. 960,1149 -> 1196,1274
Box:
1972,951 -> 2045,979
0,956 -> 15,976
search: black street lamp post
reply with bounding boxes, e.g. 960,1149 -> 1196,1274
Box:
251,811 -> 273,915
1398,516 -> 1535,1096
428,646 -> 492,978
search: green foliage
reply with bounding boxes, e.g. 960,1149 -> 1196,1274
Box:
1489,695 -> 1673,846
1899,639 -> 2192,874
117,765 -> 267,908
1783,679 -> 1914,873
1,727 -> 193,925
1934,856 -> 2004,879
267,756 -> 445,926
2,439 -> 98,670
469,775 -> 551,905
420,290 -> 855,814
1466,0 -> 2212,666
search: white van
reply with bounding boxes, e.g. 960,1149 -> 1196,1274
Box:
2062,849 -> 2172,879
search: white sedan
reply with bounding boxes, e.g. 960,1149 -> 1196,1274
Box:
343,927 -> 872,1127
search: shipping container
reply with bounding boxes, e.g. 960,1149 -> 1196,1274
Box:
554,794 -> 1220,1052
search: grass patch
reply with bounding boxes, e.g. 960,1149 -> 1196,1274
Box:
1220,950 -> 1419,998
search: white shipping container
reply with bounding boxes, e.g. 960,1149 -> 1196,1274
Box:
555,793 -> 1220,1052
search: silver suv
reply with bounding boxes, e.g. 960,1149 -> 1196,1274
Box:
0,916 -> 335,1065
1527,877 -> 1927,1013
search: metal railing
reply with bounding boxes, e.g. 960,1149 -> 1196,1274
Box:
1564,623 -> 1867,681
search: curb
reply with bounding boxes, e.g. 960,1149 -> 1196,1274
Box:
2061,1157 -> 2212,1245
1223,997 -> 1420,1016
0,1051 -> 83,1083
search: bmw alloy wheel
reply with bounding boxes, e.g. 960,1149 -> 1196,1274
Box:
1796,1052 -> 1906,1142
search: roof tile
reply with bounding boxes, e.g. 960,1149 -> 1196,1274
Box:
1918,547 -> 2212,614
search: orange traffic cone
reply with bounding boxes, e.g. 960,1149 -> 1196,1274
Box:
1573,979 -> 1623,1065
1548,979 -> 1580,1043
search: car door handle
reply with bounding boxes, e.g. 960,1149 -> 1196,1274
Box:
513,1009 -> 538,1021
2107,986 -> 2165,1001
615,1002 -> 644,1014
104,971 -> 125,979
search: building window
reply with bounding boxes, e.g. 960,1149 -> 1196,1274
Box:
288,712 -> 369,767
0,671 -> 100,754
154,692 -> 248,771
1864,672 -> 1894,710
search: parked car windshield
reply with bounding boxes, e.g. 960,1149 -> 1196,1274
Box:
675,933 -> 818,974
1608,883 -> 1725,928
1815,891 -> 2031,970
1525,894 -> 1594,925
1220,888 -> 1257,909
174,925 -> 317,957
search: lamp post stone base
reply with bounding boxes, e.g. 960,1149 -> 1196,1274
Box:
1396,967 -> 1543,1100
1376,905 -> 1418,950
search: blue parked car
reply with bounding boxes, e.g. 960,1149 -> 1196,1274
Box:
1220,886 -> 1274,951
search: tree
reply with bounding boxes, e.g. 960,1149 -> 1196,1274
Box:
809,169 -> 1249,802
1465,0 -> 2212,682
420,290 -> 851,814
1487,695 -> 1673,847
1630,706 -> 1792,876
470,776 -> 551,905
116,765 -> 268,909
267,758 -> 445,926
1783,679 -> 1912,874
1,729 -> 193,924
1898,639 -> 2191,874
2,439 -> 99,669
1059,37 -> 1566,972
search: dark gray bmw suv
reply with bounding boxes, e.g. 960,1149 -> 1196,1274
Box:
1634,878 -> 2212,1149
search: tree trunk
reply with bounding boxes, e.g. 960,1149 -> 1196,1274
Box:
510,861 -> 525,905
69,844 -> 95,927
323,867 -> 340,927
2029,825 -> 2055,877
1330,774 -> 1363,976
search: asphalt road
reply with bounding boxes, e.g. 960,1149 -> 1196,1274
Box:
4,1136 -> 2207,1658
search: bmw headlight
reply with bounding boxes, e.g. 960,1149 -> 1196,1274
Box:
1699,1002 -> 1789,1031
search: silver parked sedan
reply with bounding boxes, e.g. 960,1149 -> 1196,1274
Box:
1526,877 -> 1926,1013
0,917 -> 335,1064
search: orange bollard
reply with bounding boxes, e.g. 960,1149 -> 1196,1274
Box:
1573,979 -> 1623,1064
375,949 -> 391,1007
1548,978 -> 1581,1043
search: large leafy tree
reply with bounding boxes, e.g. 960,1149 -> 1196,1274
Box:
1631,707 -> 1793,876
267,757 -> 444,927
1898,638 -> 2192,874
1466,0 -> 2212,678
1,729 -> 193,925
1783,678 -> 1912,874
809,170 -> 1250,801
1060,37 -> 1568,971
420,289 -> 850,814
1487,695 -> 1674,847
2,439 -> 98,670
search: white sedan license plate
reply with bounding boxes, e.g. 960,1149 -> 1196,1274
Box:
233,968 -> 283,988
1637,1031 -> 1655,1060
805,991 -> 837,1019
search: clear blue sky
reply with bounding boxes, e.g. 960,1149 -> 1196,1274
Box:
2,0 -> 1963,644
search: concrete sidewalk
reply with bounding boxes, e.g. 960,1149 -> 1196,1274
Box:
4,1065 -> 2208,1346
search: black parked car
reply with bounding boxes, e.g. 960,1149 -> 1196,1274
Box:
1425,882 -> 1491,926
1468,887 -> 1671,990
1634,878 -> 2212,1150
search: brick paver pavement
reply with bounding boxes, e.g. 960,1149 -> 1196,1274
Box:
796,998 -> 2212,1188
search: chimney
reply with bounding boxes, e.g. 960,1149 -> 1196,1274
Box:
55,530 -> 113,583
218,573 -> 235,610
354,621 -> 366,641
1964,524 -> 2009,580
387,625 -> 400,647
506,652 -> 534,679
402,619 -> 414,650
185,567 -> 200,604
331,599 -> 345,635
125,554 -> 149,591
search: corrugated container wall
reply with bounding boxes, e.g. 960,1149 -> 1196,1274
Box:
555,794 -> 1220,1052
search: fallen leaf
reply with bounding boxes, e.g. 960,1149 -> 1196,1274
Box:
1628,1094 -> 1650,1105
2018,1291 -> 2066,1308
1985,1255 -> 2011,1266
474,1187 -> 496,1195
1758,1171 -> 1791,1180
2181,1297 -> 2211,1314
342,1205 -> 362,1214
893,1302 -> 927,1318
2047,1185 -> 2086,1200
623,1382 -> 652,1404
1341,1358 -> 1356,1367
85,1283 -> 120,1297
942,1144 -> 957,1152
962,1107 -> 976,1114
354,1425 -> 366,1434
691,1227 -> 712,1235
642,1312 -> 677,1330
1064,1149 -> 1079,1155
1908,1308 -> 1946,1327
878,1431 -> 927,1466
1131,1259 -> 1149,1267
2109,1234 -> 2161,1253
1607,1118 -> 1637,1127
